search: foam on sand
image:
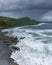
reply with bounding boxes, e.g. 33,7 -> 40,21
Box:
3,23 -> 52,65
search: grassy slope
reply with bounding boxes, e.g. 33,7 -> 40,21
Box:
0,16 -> 39,28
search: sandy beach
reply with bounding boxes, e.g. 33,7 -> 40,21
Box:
0,41 -> 18,65
0,31 -> 18,65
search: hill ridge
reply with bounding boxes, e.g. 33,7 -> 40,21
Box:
0,16 -> 39,28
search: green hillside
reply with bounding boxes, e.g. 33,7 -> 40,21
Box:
0,16 -> 39,28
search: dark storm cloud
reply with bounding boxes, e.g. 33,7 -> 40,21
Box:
0,0 -> 52,21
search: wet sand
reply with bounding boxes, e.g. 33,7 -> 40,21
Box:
0,30 -> 18,65
0,41 -> 18,65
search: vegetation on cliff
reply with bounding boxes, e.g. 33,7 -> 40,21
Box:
0,16 -> 39,28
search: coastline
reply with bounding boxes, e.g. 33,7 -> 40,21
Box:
0,31 -> 19,65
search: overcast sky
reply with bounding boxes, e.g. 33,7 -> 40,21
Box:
0,0 -> 52,21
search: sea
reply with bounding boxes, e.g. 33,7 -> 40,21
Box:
2,23 -> 52,65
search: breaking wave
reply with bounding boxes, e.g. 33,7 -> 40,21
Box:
3,23 -> 52,65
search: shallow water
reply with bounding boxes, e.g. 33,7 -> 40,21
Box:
3,23 -> 52,65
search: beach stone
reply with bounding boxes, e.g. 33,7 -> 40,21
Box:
20,37 -> 25,39
10,46 -> 20,51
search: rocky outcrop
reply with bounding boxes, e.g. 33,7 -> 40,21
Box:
0,31 -> 19,65
0,31 -> 19,46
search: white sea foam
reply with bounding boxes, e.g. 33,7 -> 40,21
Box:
2,23 -> 52,65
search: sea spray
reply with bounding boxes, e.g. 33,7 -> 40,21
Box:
2,23 -> 52,65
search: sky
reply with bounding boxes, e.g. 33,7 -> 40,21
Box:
0,0 -> 52,21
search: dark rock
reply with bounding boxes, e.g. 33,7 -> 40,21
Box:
0,31 -> 19,48
0,35 -> 19,46
0,31 -> 8,36
11,46 -> 20,51
20,37 -> 25,39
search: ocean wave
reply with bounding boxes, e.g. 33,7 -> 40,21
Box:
2,23 -> 52,65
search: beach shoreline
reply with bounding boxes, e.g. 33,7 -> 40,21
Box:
0,31 -> 19,65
